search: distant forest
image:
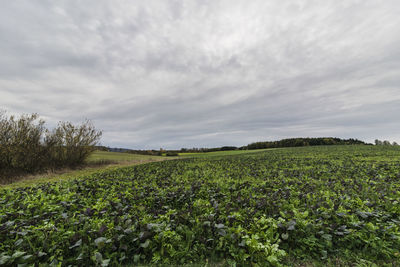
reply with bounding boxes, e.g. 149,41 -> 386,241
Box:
245,137 -> 366,150
98,137 -> 368,155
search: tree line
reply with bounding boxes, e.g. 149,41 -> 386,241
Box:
177,137 -> 366,153
108,137 -> 367,155
245,137 -> 366,150
374,139 -> 398,146
0,111 -> 102,181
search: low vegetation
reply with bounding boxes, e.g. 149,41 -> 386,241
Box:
1,151 -> 169,189
1,145 -> 399,266
179,148 -> 271,158
87,151 -> 168,165
100,137 -> 367,156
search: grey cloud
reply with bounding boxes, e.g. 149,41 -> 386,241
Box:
1,0 -> 400,149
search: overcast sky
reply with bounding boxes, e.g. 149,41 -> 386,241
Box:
1,1 -> 400,149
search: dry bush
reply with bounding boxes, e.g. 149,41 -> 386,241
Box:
0,111 -> 102,181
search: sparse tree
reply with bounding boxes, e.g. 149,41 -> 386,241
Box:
375,139 -> 383,145
0,111 -> 102,180
47,120 -> 102,167
0,112 -> 47,172
383,140 -> 391,146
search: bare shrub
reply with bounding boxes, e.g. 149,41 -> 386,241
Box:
0,111 -> 102,180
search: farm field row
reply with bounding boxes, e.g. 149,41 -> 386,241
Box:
87,150 -> 171,163
1,145 -> 400,265
178,148 -> 271,158
1,151 -> 169,189
2,149 -> 260,189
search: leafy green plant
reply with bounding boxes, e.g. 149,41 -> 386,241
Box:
1,145 -> 400,265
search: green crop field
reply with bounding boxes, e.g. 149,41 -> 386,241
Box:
87,150 -> 168,163
178,149 -> 271,158
0,151 -> 169,189
1,145 -> 400,266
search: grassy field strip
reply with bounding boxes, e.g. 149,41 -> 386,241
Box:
1,149 -> 267,189
178,148 -> 272,157
0,151 -> 171,189
87,150 -> 169,163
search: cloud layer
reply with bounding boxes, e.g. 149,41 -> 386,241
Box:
1,0 -> 400,148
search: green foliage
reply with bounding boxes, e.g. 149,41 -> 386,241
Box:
246,137 -> 366,150
0,111 -> 102,182
1,145 -> 400,265
87,150 -> 165,163
179,146 -> 238,153
165,151 -> 179,157
375,139 -> 398,146
179,149 -> 269,158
